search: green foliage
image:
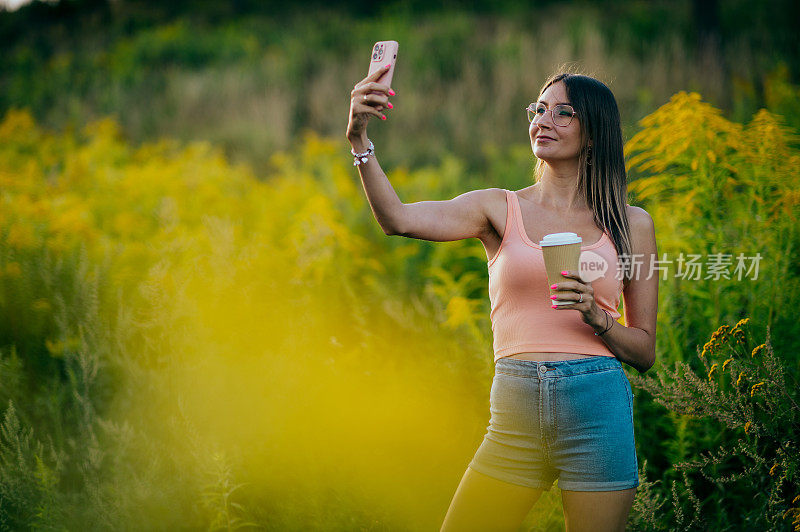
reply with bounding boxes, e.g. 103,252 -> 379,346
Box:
628,320 -> 800,530
0,400 -> 42,529
105,20 -> 261,82
1,4 -> 799,176
625,91 -> 800,365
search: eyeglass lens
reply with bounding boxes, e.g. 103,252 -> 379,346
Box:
527,103 -> 575,126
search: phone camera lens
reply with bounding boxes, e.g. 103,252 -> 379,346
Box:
373,53 -> 378,60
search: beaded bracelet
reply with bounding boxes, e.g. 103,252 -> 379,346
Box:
594,309 -> 614,336
351,138 -> 374,166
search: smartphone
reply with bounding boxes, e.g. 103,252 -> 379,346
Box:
367,40 -> 398,96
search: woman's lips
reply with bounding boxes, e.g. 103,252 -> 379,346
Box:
536,137 -> 555,142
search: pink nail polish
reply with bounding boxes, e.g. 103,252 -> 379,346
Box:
381,116 -> 386,120
551,305 -> 557,309
385,64 -> 391,69
388,89 -> 395,96
387,102 -> 393,109
561,270 -> 568,275
550,295 -> 557,300
550,284 -> 557,289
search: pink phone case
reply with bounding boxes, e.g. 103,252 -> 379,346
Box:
367,40 -> 398,96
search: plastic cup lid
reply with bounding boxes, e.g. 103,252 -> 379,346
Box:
539,232 -> 582,246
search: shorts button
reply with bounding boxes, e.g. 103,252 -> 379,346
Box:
539,365 -> 547,374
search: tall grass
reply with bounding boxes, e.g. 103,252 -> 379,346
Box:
1,8 -> 794,178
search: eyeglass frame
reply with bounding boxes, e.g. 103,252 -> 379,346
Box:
525,102 -> 579,127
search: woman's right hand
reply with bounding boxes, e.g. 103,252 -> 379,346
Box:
346,65 -> 394,140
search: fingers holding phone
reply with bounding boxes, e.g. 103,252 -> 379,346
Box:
346,40 -> 398,140
356,65 -> 393,111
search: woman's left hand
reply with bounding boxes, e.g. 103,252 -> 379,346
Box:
550,270 -> 606,329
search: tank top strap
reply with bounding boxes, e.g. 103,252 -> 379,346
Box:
501,189 -> 523,243
506,189 -> 526,242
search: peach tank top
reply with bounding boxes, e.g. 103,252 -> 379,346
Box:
487,190 -> 624,362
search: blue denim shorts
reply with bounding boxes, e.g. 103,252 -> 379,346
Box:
468,355 -> 639,492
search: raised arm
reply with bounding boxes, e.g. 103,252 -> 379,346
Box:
349,130 -> 496,241
346,67 -> 497,242
390,188 -> 499,241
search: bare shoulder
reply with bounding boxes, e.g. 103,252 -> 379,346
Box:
479,187 -> 510,237
626,204 -> 653,221
481,187 -> 509,211
437,186 -> 507,237
625,205 -> 655,241
446,186 -> 508,236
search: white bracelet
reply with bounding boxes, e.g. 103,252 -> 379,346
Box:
351,138 -> 374,166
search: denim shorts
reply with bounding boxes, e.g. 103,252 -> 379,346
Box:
468,355 -> 639,492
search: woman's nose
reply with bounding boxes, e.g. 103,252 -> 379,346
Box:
533,112 -> 554,129
541,110 -> 557,127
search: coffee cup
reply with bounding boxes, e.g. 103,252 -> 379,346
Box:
540,232 -> 582,305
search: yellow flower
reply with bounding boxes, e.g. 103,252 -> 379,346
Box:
701,335 -> 724,358
736,372 -> 746,387
722,358 -> 733,371
708,363 -> 719,381
770,463 -> 779,476
744,421 -> 752,434
712,325 -> 731,340
6,222 -> 38,249
730,320 -> 748,345
750,382 -> 765,397
751,344 -> 766,358
700,342 -> 710,358
731,318 -> 749,333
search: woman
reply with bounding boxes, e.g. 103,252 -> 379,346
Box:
346,70 -> 658,532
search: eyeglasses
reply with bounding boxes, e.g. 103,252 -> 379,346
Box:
526,102 -> 578,127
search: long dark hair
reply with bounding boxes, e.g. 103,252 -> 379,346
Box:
534,71 -> 634,285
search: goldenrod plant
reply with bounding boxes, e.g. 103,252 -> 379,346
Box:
627,319 -> 799,530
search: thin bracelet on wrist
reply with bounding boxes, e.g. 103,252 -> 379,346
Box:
594,309 -> 613,336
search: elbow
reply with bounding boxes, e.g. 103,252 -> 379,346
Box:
383,205 -> 407,237
639,349 -> 656,374
382,218 -> 405,236
636,330 -> 656,374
